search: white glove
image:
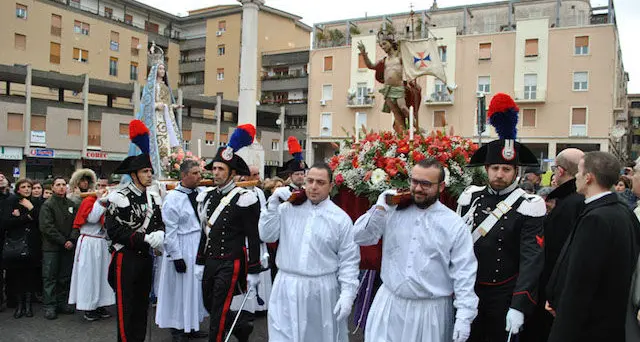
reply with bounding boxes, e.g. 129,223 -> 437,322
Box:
261,252 -> 270,268
268,187 -> 292,208
194,265 -> 204,281
333,296 -> 354,322
452,320 -> 471,342
247,273 -> 260,289
505,308 -> 525,334
376,189 -> 398,211
144,233 -> 160,249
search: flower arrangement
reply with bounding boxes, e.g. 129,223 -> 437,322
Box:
161,150 -> 210,180
329,128 -> 482,202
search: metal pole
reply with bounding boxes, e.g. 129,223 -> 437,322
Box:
24,65 -> 32,153
82,74 -> 89,155
215,95 -> 222,147
279,106 -> 285,167
177,88 -> 183,131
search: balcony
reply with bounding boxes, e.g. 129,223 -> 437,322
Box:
425,92 -> 454,105
347,96 -> 374,108
180,37 -> 206,51
260,98 -> 308,106
179,58 -> 205,74
261,74 -> 308,92
180,84 -> 204,96
513,88 -> 547,103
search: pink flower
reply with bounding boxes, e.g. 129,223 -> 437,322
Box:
173,163 -> 180,170
335,174 -> 344,186
186,151 -> 193,157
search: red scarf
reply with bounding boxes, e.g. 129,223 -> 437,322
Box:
72,196 -> 104,228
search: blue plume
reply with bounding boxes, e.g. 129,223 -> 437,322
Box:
489,108 -> 519,140
228,124 -> 255,151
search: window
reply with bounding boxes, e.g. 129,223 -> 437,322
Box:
109,57 -> 118,76
7,113 -> 23,131
432,80 -> 449,102
358,53 -> 367,69
14,34 -> 26,50
51,14 -> 62,37
145,21 -> 159,34
524,74 -> 537,100
130,62 -> 138,81
631,101 -> 640,109
70,0 -> 80,8
217,44 -> 225,56
218,20 -> 226,32
356,112 -> 367,134
575,36 -> 589,55
205,132 -> 215,145
50,42 -> 61,64
271,139 -> 280,151
16,4 -> 27,19
88,120 -> 101,146
522,109 -> 536,127
104,7 -> 113,19
434,110 -> 446,128
478,76 -> 490,94
119,123 -> 129,138
124,14 -> 133,25
181,130 -> 192,150
479,43 -> 491,60
217,68 -> 224,80
525,39 -> 539,57
571,107 -> 587,136
573,72 -> 588,91
356,82 -> 368,104
322,84 -> 333,101
219,133 -> 228,146
131,37 -> 140,56
31,116 -> 46,131
110,31 -> 119,51
324,56 -> 333,71
73,48 -> 88,63
320,113 -> 332,136
74,21 -> 90,35
67,119 -> 81,136
438,46 -> 447,63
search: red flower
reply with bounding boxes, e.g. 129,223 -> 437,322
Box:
364,170 -> 372,181
412,150 -> 426,163
335,174 -> 344,186
352,156 -> 359,168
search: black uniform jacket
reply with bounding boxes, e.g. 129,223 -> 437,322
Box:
547,193 -> 640,342
457,184 -> 545,315
195,185 -> 262,274
105,182 -> 165,252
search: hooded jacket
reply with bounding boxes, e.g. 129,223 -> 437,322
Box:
68,168 -> 97,205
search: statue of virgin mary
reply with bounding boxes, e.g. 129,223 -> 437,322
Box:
128,42 -> 183,179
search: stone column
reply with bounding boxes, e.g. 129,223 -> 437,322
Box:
237,0 -> 264,126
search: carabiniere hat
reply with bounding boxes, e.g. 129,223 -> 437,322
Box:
113,120 -> 154,174
468,93 -> 539,167
283,136 -> 308,173
206,124 -> 255,176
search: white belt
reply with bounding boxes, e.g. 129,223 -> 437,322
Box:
471,188 -> 525,243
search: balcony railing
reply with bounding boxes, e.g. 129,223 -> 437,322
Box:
425,92 -> 454,104
260,98 -> 308,105
347,96 -> 374,107
180,57 -> 206,64
261,72 -> 308,81
178,80 -> 204,86
513,87 -> 547,103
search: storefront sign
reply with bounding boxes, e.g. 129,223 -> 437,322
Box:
30,131 -> 46,144
29,148 -> 55,158
0,147 -> 23,160
84,151 -> 128,161
54,150 -> 82,159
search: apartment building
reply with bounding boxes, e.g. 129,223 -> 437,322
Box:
629,94 -> 640,160
307,0 -> 628,166
0,0 -> 312,179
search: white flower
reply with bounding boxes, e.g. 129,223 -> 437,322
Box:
444,167 -> 451,186
371,168 -> 387,185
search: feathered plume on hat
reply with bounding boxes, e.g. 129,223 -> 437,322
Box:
288,136 -> 303,162
488,93 -> 519,140
129,119 -> 150,154
221,124 -> 255,161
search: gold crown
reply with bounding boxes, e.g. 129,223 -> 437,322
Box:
148,41 -> 165,66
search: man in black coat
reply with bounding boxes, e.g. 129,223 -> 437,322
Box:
547,151 -> 640,342
520,148 -> 584,342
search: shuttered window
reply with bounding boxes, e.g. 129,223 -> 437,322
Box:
571,108 -> 586,125
88,120 -> 101,146
205,132 -> 214,145
525,39 -> 539,57
479,43 -> 491,60
575,36 -> 589,55
131,37 -> 139,56
110,31 -> 119,51
31,116 -> 46,131
7,113 -> 23,131
522,109 -> 536,127
218,20 -> 226,31
182,130 -> 192,141
145,21 -> 159,34
124,14 -> 133,25
67,119 -> 81,136
51,14 -> 62,36
434,111 -> 446,127
119,123 -> 128,137
324,56 -> 333,71
50,42 -> 61,64
14,34 -> 26,50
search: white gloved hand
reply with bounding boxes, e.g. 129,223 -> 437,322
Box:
143,233 -> 161,249
333,296 -> 354,321
505,308 -> 525,334
261,252 -> 270,268
247,273 -> 261,289
152,230 -> 165,244
194,265 -> 204,281
375,189 -> 398,211
268,187 -> 292,209
452,320 -> 471,342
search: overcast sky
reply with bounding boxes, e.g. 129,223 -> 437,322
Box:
140,0 -> 639,93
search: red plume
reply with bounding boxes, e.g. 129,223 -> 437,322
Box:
288,136 -> 302,154
488,93 -> 519,118
129,119 -> 149,139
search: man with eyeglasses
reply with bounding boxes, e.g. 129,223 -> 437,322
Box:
520,148 -> 584,342
259,162 -> 360,342
457,93 -> 545,342
353,158 -> 478,342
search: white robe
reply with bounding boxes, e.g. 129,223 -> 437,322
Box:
68,200 -> 115,310
353,201 -> 479,342
155,185 -> 208,332
230,187 -> 272,313
259,197 -> 360,342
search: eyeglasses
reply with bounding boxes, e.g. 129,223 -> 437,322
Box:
550,165 -> 565,172
409,177 -> 440,188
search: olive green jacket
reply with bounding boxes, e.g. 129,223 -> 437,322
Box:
39,195 -> 79,251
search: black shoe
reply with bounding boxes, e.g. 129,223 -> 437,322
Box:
57,304 -> 75,315
170,329 -> 188,342
83,310 -> 101,322
13,294 -> 25,319
44,307 -> 57,320
187,330 -> 208,339
95,307 -> 112,318
24,293 -> 33,318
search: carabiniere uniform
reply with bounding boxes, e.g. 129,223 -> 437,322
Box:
459,93 -> 546,342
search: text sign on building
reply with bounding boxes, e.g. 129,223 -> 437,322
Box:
0,147 -> 23,160
30,131 -> 46,144
85,151 -> 109,160
29,148 -> 55,158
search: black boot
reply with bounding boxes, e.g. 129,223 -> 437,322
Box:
24,293 -> 33,317
13,294 -> 24,319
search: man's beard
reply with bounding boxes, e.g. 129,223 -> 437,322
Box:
412,190 -> 440,209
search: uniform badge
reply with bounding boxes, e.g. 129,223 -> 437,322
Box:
222,146 -> 234,161
68,207 -> 74,214
501,139 -> 516,161
299,161 -> 305,169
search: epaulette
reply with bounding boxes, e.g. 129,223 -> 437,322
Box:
196,187 -> 215,203
236,189 -> 258,207
516,194 -> 546,218
457,185 -> 486,206
110,191 -> 130,207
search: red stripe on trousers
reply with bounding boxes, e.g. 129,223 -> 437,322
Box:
116,253 -> 127,342
216,259 -> 241,342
